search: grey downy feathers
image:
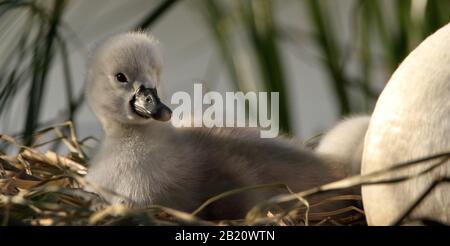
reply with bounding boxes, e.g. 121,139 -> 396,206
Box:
84,31 -> 363,219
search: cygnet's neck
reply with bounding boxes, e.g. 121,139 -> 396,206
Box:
102,120 -> 174,140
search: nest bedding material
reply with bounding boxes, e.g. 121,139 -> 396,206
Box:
0,121 -> 377,226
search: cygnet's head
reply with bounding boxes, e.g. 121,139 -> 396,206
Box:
85,31 -> 172,128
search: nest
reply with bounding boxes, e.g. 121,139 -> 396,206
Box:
1,122 -> 446,226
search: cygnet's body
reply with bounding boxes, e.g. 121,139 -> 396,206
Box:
362,23 -> 450,225
85,32 -> 355,219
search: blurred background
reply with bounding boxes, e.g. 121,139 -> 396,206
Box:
1,0 -> 450,145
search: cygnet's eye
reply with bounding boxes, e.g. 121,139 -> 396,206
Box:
115,73 -> 128,83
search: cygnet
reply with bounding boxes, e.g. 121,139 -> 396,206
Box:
84,32 -> 357,219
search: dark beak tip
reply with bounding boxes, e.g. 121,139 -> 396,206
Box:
152,104 -> 172,122
160,112 -> 172,122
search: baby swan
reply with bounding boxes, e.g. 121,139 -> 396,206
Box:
85,32 -> 354,219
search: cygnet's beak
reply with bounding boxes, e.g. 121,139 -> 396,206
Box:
130,86 -> 172,121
